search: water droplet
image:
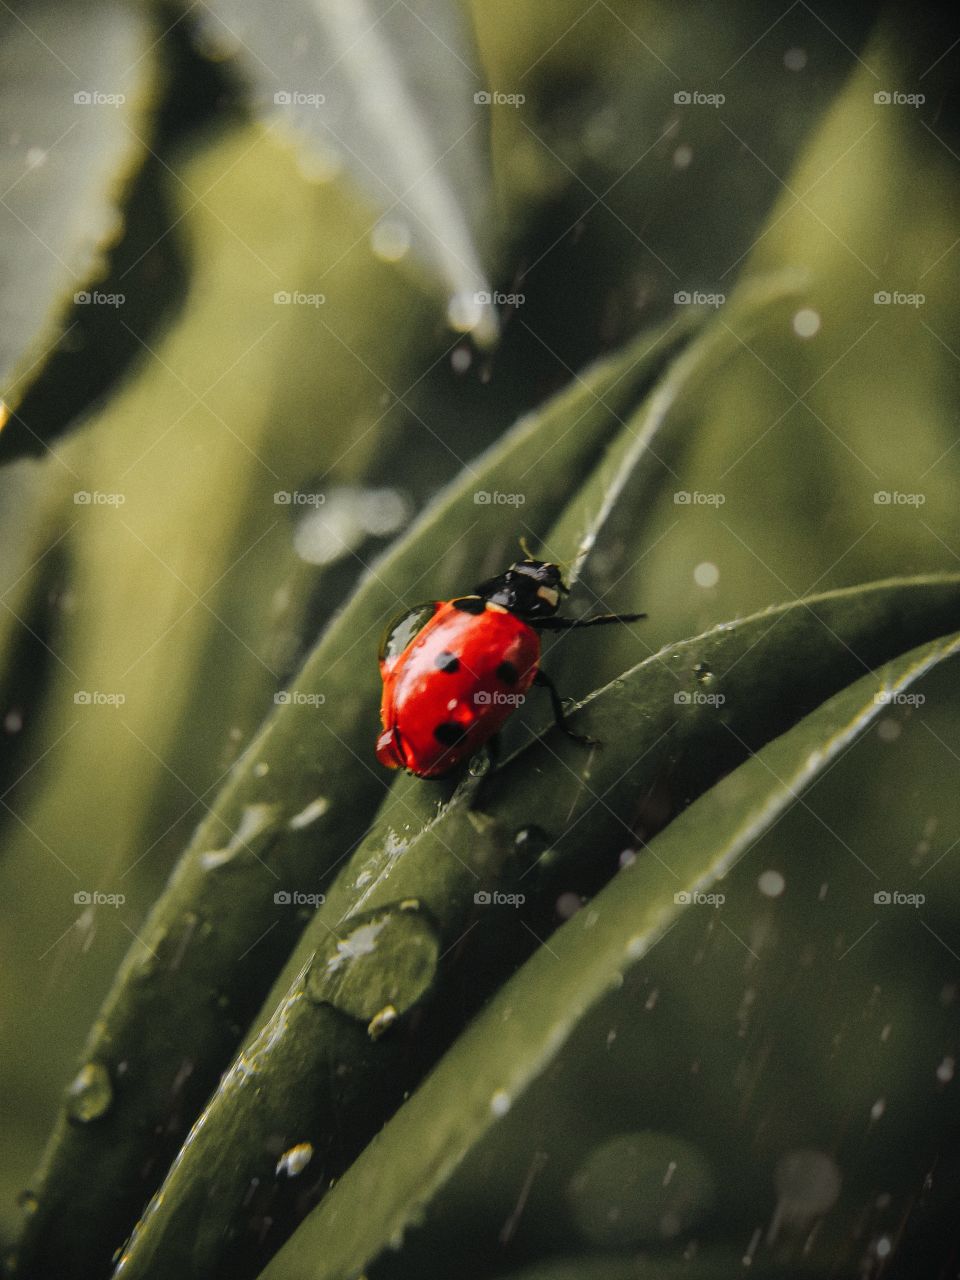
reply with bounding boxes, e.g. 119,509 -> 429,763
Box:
200,803 -> 278,870
370,218 -> 411,262
673,143 -> 693,169
876,1236 -> 892,1258
870,1097 -> 886,1121
877,718 -> 901,743
514,826 -> 550,860
568,1132 -> 715,1247
556,892 -> 582,920
253,762 -> 269,778
367,1004 -> 398,1039
774,1149 -> 841,1222
446,292 -> 484,333
692,662 -> 713,685
758,870 -> 786,898
784,46 -> 807,71
693,562 -> 719,588
288,796 -> 330,830
619,849 -> 637,869
4,708 -> 23,734
306,903 -> 439,1022
293,487 -> 409,566
276,1142 -> 314,1178
936,1055 -> 955,1083
490,1089 -> 511,1117
66,1061 -> 113,1123
450,345 -> 472,374
792,307 -> 821,338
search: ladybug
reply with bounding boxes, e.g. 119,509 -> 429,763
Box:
376,557 -> 644,779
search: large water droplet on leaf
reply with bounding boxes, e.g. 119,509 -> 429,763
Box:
306,903 -> 439,1022
66,1061 -> 113,1123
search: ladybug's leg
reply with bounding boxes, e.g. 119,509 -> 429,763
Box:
534,669 -> 599,747
534,611 -> 645,631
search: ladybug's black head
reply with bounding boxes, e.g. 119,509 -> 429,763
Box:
474,559 -> 568,620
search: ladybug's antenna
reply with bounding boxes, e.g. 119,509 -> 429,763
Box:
518,535 -> 536,560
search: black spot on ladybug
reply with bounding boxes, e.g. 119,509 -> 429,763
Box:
452,596 -> 485,615
495,660 -> 519,684
434,721 -> 468,747
435,650 -> 460,673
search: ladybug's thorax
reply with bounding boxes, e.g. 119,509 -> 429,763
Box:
473,559 -> 567,622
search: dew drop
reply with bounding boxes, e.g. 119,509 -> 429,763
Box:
288,796 -> 330,831
758,870 -> 786,898
66,1062 -> 113,1123
774,1149 -> 841,1222
568,1131 -> 715,1247
672,143 -> 693,169
306,903 -> 439,1023
367,1004 -> 398,1039
370,218 -> 412,262
276,1142 -> 314,1178
447,292 -> 484,333
450,345 -> 472,374
556,892 -> 582,920
784,46 -> 807,70
792,308 -> 821,338
200,803 -> 279,870
693,562 -> 719,588
514,826 -> 551,859
490,1089 -> 511,1117
3,708 -> 23,734
936,1056 -> 955,1084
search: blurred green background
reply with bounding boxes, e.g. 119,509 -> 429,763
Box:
1,1 -> 959,1277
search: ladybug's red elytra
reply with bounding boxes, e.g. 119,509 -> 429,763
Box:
376,558 -> 644,779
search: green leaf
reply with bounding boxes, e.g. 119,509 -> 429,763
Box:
111,576 -> 960,1280
259,628 -> 960,1280
13,319 -> 687,1280
198,0 -> 499,342
0,0 -> 158,453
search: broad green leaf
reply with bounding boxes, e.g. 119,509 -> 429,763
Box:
259,629 -> 960,1280
199,0 -> 499,342
13,319 -> 688,1280
112,576 -> 960,1279
0,0 -> 158,455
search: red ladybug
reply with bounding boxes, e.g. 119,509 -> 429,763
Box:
376,558 -> 644,779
